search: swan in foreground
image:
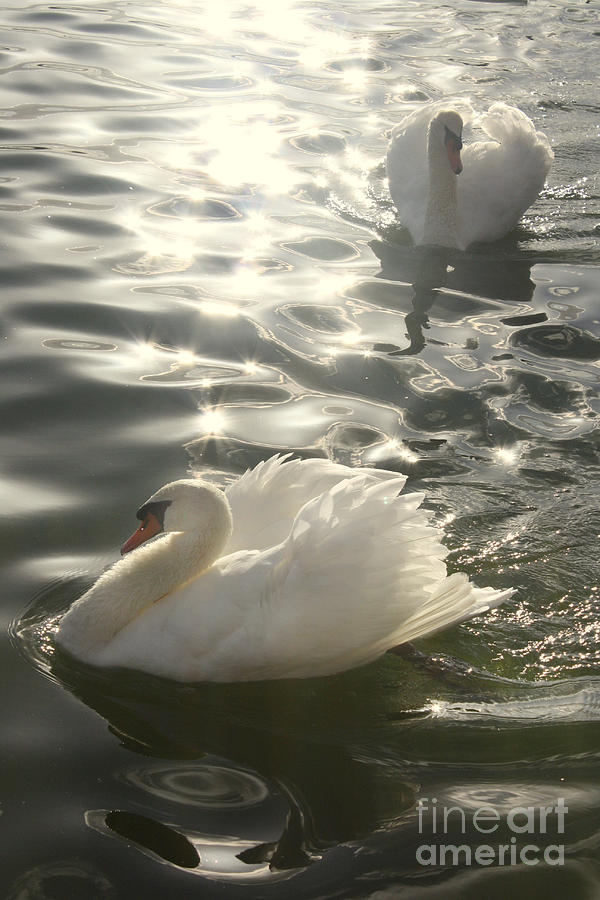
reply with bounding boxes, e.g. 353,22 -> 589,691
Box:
56,456 -> 513,682
386,100 -> 553,249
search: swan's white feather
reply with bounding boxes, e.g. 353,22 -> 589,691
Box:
386,99 -> 553,248
70,459 -> 513,682
224,453 -> 403,553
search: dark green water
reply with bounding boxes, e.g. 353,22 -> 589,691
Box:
2,1 -> 600,897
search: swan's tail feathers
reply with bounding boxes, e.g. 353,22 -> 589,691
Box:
395,573 -> 514,645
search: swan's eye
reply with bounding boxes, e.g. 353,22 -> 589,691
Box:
121,505 -> 168,555
444,126 -> 463,151
135,499 -> 172,532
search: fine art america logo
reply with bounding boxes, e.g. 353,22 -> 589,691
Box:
416,797 -> 567,867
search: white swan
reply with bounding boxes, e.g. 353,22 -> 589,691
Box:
56,455 -> 513,682
386,100 -> 553,249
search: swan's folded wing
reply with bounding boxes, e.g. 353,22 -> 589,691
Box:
458,103 -> 553,247
253,474 -> 450,677
224,455 -> 404,554
387,106 -> 431,243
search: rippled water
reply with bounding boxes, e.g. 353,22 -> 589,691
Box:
3,1 -> 600,897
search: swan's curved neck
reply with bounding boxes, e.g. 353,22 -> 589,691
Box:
423,122 -> 459,248
57,495 -> 232,657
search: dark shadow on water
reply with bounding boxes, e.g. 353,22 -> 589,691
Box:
54,653 -> 417,873
369,240 -> 538,361
371,236 -> 538,302
12,578 -> 600,891
12,579 -> 419,875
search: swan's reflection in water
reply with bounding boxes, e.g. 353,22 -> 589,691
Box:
39,619 -> 415,880
369,238 -> 539,358
14,583 -> 600,890
370,237 -> 537,303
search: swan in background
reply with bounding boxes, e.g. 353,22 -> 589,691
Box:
386,99 -> 553,249
56,455 -> 513,682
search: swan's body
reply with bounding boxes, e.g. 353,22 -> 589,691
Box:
386,100 -> 553,249
56,456 -> 513,682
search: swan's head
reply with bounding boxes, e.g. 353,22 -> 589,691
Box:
121,479 -> 233,555
429,110 -> 463,175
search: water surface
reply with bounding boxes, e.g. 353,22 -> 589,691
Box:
2,1 -> 600,897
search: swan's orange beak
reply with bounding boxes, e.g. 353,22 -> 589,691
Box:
446,139 -> 463,175
121,512 -> 162,555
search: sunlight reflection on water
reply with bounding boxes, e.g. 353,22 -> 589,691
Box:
2,0 -> 600,896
